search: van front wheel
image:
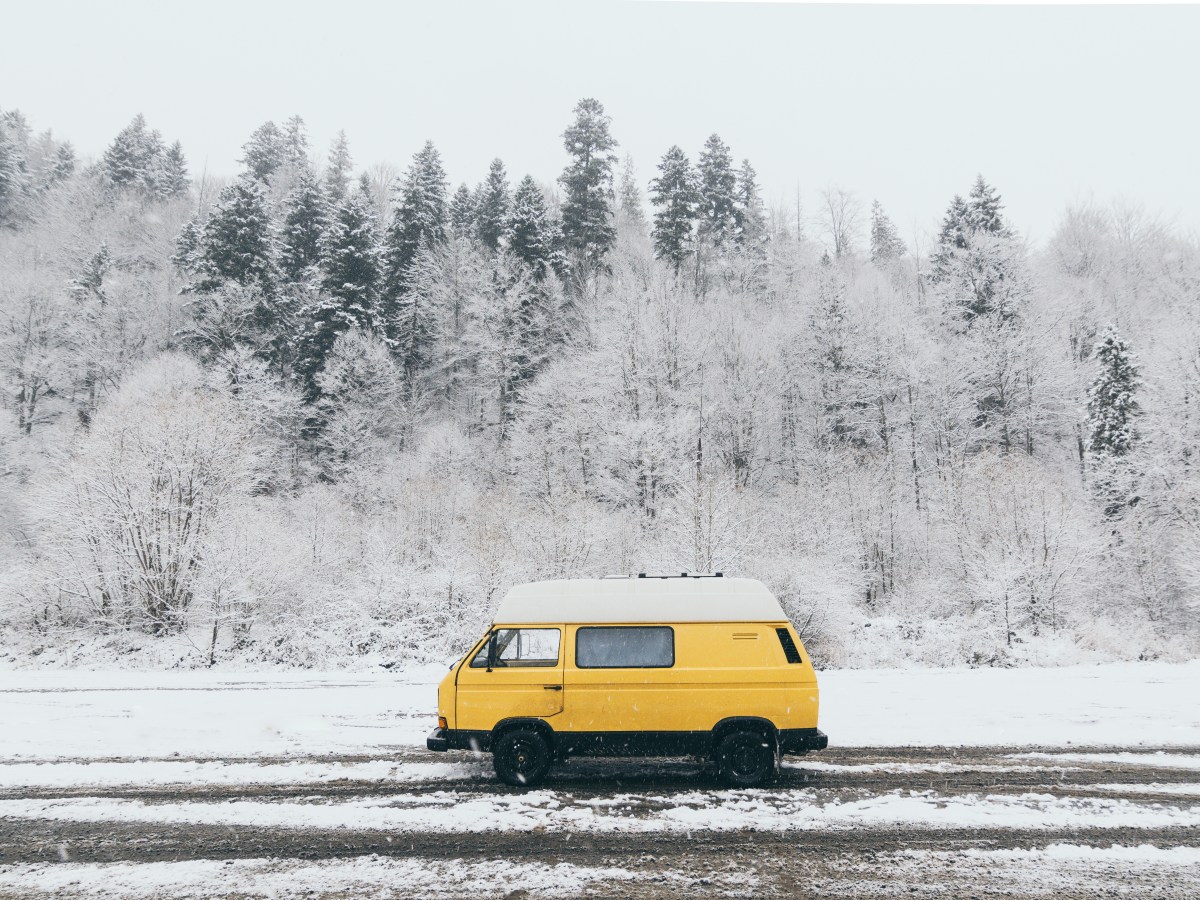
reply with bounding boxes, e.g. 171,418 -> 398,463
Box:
716,730 -> 776,787
493,728 -> 552,788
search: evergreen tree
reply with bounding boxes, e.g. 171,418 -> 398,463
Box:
282,115 -> 310,166
325,130 -> 353,203
476,158 -> 511,252
279,168 -> 330,281
0,116 -> 28,227
46,142 -> 77,187
869,200 -> 905,264
449,182 -> 477,241
392,245 -> 442,383
154,141 -> 189,198
697,134 -> 737,249
930,179 -> 1024,321
1087,324 -> 1141,458
192,176 -> 277,295
733,158 -> 765,247
300,186 -> 383,394
381,141 -> 449,322
241,120 -> 287,182
929,194 -> 970,281
968,174 -> 1009,236
508,175 -> 565,282
616,154 -> 646,231
102,114 -> 163,189
171,218 -> 203,273
649,146 -> 698,272
558,97 -> 618,271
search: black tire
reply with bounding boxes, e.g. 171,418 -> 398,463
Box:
492,727 -> 552,787
716,730 -> 776,787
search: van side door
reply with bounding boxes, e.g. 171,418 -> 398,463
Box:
454,626 -> 564,733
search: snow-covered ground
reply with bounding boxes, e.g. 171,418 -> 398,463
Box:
3,661 -> 1197,898
0,660 -> 1196,761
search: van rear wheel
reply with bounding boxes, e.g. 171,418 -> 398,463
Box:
493,728 -> 552,788
716,730 -> 776,787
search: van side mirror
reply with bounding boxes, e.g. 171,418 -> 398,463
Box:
485,633 -> 496,673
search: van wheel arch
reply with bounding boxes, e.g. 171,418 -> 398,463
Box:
492,717 -> 556,750
711,716 -> 778,752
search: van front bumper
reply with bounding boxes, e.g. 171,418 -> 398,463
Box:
779,728 -> 829,754
427,727 -> 450,752
427,727 -> 491,752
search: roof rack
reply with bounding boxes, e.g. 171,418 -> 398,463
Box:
603,572 -> 725,580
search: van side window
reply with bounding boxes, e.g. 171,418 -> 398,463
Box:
576,626 -> 674,669
469,628 -> 561,668
776,628 -> 804,664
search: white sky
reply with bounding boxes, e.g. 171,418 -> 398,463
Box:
4,0 -> 1198,245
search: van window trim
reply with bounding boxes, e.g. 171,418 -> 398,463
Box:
573,625 -> 676,670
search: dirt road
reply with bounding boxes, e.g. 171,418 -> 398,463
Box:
2,745 -> 1198,897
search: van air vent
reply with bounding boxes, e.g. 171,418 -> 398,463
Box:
776,628 -> 803,664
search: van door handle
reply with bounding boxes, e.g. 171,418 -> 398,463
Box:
543,685 -> 563,691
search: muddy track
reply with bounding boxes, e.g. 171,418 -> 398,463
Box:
4,746 -> 1198,802
2,746 -> 1197,898
2,818 -> 1199,867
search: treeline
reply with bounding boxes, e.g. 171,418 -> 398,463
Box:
0,99 -> 1197,669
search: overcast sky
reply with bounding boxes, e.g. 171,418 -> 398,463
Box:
5,1 -> 1198,245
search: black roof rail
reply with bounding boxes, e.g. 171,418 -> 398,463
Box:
606,572 -> 728,580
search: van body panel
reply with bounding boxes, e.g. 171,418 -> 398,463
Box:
453,625 -> 565,731
560,622 -> 818,734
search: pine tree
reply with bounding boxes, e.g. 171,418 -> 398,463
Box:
0,116 -> 28,228
930,179 -> 1024,320
968,174 -> 1009,236
171,218 -> 203,273
929,194 -> 970,281
558,97 -> 618,272
381,141 -> 449,321
1087,324 -> 1140,458
279,168 -> 330,281
241,121 -> 287,182
192,176 -> 277,295
649,146 -> 698,272
392,244 -> 441,382
733,158 -> 765,247
154,141 -> 189,198
47,142 -> 77,187
869,200 -> 905,264
102,114 -> 163,189
449,183 -> 477,241
282,115 -> 310,166
617,154 -> 646,231
508,175 -> 565,282
696,134 -> 738,250
325,130 -> 353,204
300,186 -> 383,394
476,158 -> 511,252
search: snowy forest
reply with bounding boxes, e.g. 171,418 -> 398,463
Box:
1,99 -> 1197,670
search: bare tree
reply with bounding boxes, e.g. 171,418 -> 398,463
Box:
819,186 -> 862,259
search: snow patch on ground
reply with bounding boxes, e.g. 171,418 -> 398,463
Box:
0,660 -> 1197,763
1011,751 -> 1200,769
1080,783 -> 1200,796
0,855 -> 663,899
809,843 -> 1200,897
3,790 -> 1196,834
0,759 -> 488,790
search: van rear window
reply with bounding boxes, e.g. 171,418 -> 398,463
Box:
576,626 -> 674,669
776,628 -> 803,664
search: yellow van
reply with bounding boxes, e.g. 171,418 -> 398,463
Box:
427,574 -> 827,787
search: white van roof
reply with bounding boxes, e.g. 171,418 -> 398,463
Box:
493,576 -> 788,625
